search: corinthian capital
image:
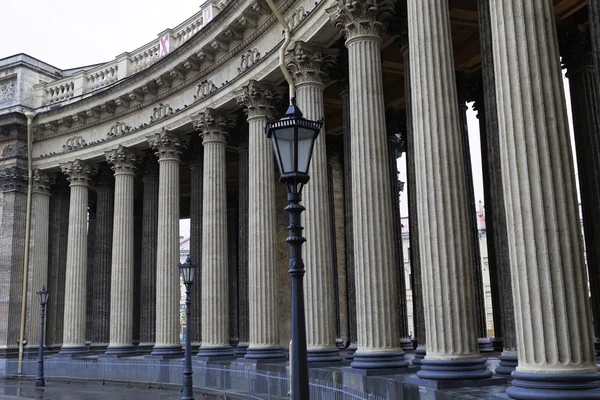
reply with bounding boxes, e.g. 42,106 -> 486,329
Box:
327,0 -> 395,41
286,42 -> 338,85
192,109 -> 231,144
32,169 -> 52,195
235,80 -> 282,119
60,159 -> 94,186
105,145 -> 138,175
146,128 -> 182,161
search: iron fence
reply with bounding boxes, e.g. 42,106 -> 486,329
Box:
1,359 -> 385,400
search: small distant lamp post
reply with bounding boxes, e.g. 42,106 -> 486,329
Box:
36,286 -> 49,387
179,255 -> 197,400
265,97 -> 322,400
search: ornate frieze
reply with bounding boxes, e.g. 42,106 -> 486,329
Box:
1,143 -> 27,159
0,166 -> 28,193
146,128 -> 182,160
327,0 -> 395,40
287,7 -> 308,30
235,80 -> 281,119
107,121 -> 132,138
237,49 -> 261,74
32,169 -> 52,195
192,109 -> 230,144
194,80 -> 218,100
0,78 -> 17,106
62,136 -> 87,152
60,159 -> 93,186
150,103 -> 174,122
105,145 -> 138,174
286,41 -> 338,85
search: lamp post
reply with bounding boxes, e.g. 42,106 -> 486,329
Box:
265,97 -> 322,400
179,255 -> 197,400
36,286 -> 49,387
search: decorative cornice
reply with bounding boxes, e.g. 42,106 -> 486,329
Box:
59,159 -> 94,186
235,80 -> 282,119
0,166 -> 28,193
286,41 -> 338,85
62,135 -> 87,152
192,109 -> 231,144
146,128 -> 182,161
327,0 -> 395,41
1,143 -> 27,159
32,169 -> 52,195
105,145 -> 138,175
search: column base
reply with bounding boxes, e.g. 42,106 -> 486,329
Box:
196,345 -> 235,362
99,346 -> 137,358
495,354 -> 518,376
344,343 -> 357,360
350,350 -> 409,370
307,347 -> 342,363
88,344 -> 108,355
336,338 -> 349,349
416,357 -> 492,380
412,348 -> 426,367
135,343 -> 154,355
146,345 -> 183,359
504,371 -> 600,400
55,346 -> 89,358
234,342 -> 249,357
400,338 -> 414,351
406,374 -> 507,389
243,346 -> 286,362
479,338 -> 495,353
492,337 -> 504,352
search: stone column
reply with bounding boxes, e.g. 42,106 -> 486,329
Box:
90,167 -> 114,352
406,0 -> 491,380
561,23 -> 600,355
139,153 -> 159,353
329,5 -> 407,369
46,176 -> 69,351
591,0 -> 600,85
490,1 -> 600,397
456,73 -> 493,354
193,110 -> 234,359
227,185 -> 239,346
385,110 -> 411,351
235,81 -> 285,361
189,140 -> 203,352
287,42 -> 342,363
26,170 -> 51,350
132,202 -> 142,349
103,146 -> 138,357
236,134 -> 250,356
477,0 -> 517,374
147,129 -> 183,358
57,160 -> 93,357
85,199 -> 96,347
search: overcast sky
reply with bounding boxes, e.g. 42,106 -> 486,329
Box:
2,2 -> 576,237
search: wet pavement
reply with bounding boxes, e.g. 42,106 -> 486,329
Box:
0,379 -> 219,400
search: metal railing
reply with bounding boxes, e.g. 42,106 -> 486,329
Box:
2,359 -> 385,400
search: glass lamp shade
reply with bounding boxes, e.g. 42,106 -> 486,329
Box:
37,286 -> 49,306
179,255 -> 197,285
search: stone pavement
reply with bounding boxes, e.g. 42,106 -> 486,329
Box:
0,379 -> 219,400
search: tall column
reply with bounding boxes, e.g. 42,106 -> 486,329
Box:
490,1 -> 600,397
57,159 -> 93,357
90,167 -> 114,352
26,170 -> 51,350
385,110 -> 411,351
139,153 -> 159,353
561,23 -> 600,355
103,146 -> 138,357
132,201 -> 142,348
189,140 -> 203,352
591,0 -> 600,85
329,5 -> 407,369
477,0 -> 517,374
193,109 -> 234,359
405,0 -> 491,381
147,129 -> 183,358
85,199 -> 96,347
236,134 -> 250,356
456,73 -> 493,354
227,185 -> 239,346
287,42 -> 342,363
235,81 -> 285,361
46,176 -> 69,351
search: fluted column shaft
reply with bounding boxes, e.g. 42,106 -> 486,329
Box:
194,110 -> 234,359
591,0 -> 600,84
147,131 -> 183,358
58,160 -> 92,356
104,147 -> 137,356
407,0 -> 490,381
490,1 -> 600,397
236,137 -> 249,355
189,147 -> 203,349
26,172 -> 51,348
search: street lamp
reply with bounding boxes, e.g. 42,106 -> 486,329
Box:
265,97 -> 322,400
179,255 -> 197,400
36,286 -> 49,387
